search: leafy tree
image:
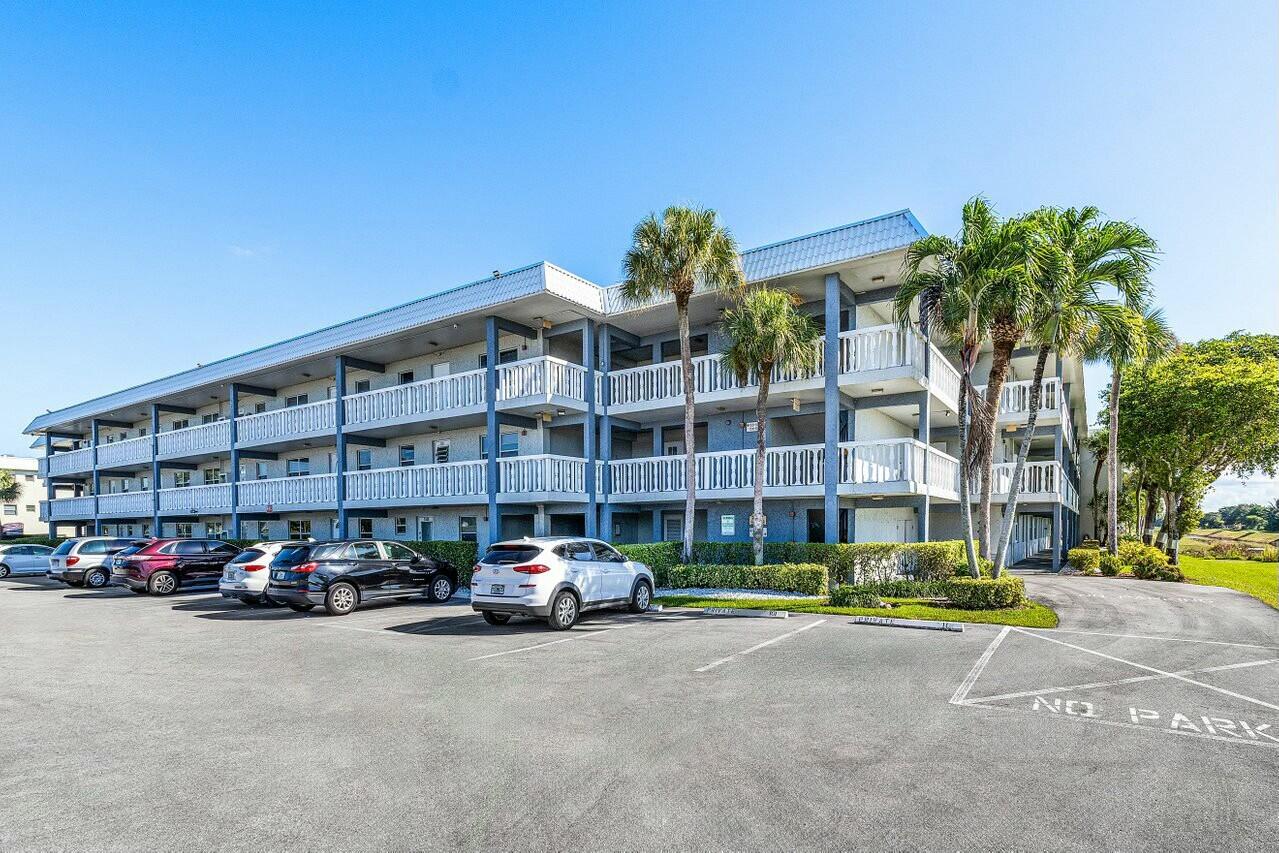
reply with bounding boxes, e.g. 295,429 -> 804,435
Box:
1118,332 -> 1279,562
895,197 -> 1027,575
1199,510 -> 1223,529
0,469 -> 19,504
622,206 -> 744,561
720,287 -> 822,565
993,207 -> 1154,573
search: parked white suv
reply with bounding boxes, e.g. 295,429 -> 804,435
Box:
471,537 -> 654,630
218,540 -> 310,606
47,537 -> 148,589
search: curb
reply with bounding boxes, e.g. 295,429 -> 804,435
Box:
848,615 -> 963,632
701,607 -> 789,619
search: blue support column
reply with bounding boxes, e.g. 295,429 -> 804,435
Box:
229,384 -> 240,539
822,273 -> 840,543
335,356 -> 348,540
1053,411 -> 1065,569
599,324 -> 612,542
90,419 -> 102,535
650,423 -> 662,542
150,406 -> 161,536
485,317 -> 500,546
582,320 -> 598,538
43,434 -> 54,537
917,389 -> 931,542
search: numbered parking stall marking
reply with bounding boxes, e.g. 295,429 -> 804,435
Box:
951,627 -> 1279,750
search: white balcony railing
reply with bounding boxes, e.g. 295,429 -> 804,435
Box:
238,473 -> 337,509
976,377 -> 1064,420
499,454 -> 586,495
976,461 -> 1076,510
345,461 -> 487,503
41,496 -> 96,521
839,438 -> 958,494
97,491 -> 152,516
158,484 -> 233,513
96,436 -> 152,469
344,370 -> 487,427
496,357 -> 587,403
157,420 -> 230,458
44,447 -> 95,477
238,399 -> 335,445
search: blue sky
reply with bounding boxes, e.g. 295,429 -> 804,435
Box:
2,1 -> 1275,506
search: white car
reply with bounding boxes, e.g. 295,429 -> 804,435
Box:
471,537 -> 654,630
0,544 -> 55,578
219,540 -> 310,605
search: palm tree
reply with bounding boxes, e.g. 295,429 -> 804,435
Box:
621,206 -> 744,562
991,207 -> 1156,574
720,287 -> 822,565
894,196 -> 1024,576
1085,429 -> 1109,540
1088,304 -> 1175,556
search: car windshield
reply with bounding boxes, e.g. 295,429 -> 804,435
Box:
482,544 -> 542,564
309,543 -> 349,561
273,545 -> 314,565
229,549 -> 265,564
51,540 -> 76,556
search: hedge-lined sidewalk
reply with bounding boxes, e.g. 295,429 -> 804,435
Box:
654,594 -> 1060,628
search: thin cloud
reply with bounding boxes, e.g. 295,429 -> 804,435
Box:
227,244 -> 269,258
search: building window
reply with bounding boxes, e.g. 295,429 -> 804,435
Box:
25,505 -> 36,513
399,445 -> 416,467
173,471 -> 191,488
431,440 -> 449,464
355,449 -> 372,471
256,521 -> 271,540
394,517 -> 407,536
254,401 -> 267,414
330,517 -> 341,539
326,385 -> 336,400
203,467 -> 224,485
287,458 -> 310,477
663,513 -> 683,542
459,516 -> 478,543
478,348 -> 518,368
480,432 -> 519,459
171,419 -> 189,431
138,427 -> 148,437
720,514 -> 735,536
398,370 -> 415,385
358,517 -> 374,539
139,476 -> 150,491
24,474 -> 35,481
285,394 -> 309,408
289,519 -> 312,539
2,505 -> 16,516
142,523 -> 151,537
417,517 -> 434,541
207,521 -> 225,538
175,522 -> 193,538
327,452 -> 336,473
202,413 -> 217,424
255,461 -> 269,480
430,362 -> 450,378
121,480 -> 131,493
347,378 -> 368,394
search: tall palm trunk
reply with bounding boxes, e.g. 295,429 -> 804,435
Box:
676,295 -> 697,563
993,345 -> 1051,575
1141,488 -> 1159,545
751,366 -> 771,566
1090,455 -> 1105,540
1106,363 -> 1121,557
975,338 -> 1016,558
957,373 -> 980,576
1132,465 -> 1145,540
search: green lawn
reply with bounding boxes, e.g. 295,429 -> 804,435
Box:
1178,556 -> 1277,608
654,595 -> 1059,628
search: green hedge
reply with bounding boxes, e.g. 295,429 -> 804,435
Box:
1067,548 -> 1101,573
944,576 -> 1027,609
665,563 -> 829,597
2,536 -> 66,548
403,541 -> 479,569
1099,554 -> 1122,577
617,542 -> 681,586
829,586 -> 884,608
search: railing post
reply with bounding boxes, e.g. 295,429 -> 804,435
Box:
485,317 -> 500,546
583,319 -> 598,538
823,273 -> 841,543
598,324 -> 612,542
43,433 -> 55,537
90,419 -> 102,535
229,384 -> 240,539
335,356 -> 348,540
917,389 -> 931,542
150,405 -> 161,536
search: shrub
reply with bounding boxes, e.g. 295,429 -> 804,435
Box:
856,578 -> 951,598
1250,547 -> 1278,563
827,541 -> 968,586
1098,554 -> 1122,577
1119,542 -> 1174,578
3,536 -> 66,548
404,540 -> 479,569
617,542 -> 680,586
664,563 -> 828,596
1208,541 -> 1245,560
944,576 -> 1027,609
1067,548 -> 1101,574
829,586 -> 884,608
954,557 -> 995,578
1130,560 -> 1185,582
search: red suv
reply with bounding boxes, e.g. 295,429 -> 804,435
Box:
110,539 -> 242,596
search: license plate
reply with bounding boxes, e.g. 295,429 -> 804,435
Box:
272,571 -> 286,580
490,584 -> 505,595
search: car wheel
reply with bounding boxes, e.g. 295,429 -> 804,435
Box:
148,571 -> 178,596
0,565 -> 10,579
628,579 -> 653,613
287,602 -> 314,612
325,582 -> 359,616
84,569 -> 109,589
482,610 -> 511,626
546,590 -> 579,631
427,574 -> 454,603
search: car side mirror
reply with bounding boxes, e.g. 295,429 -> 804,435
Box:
410,554 -> 422,564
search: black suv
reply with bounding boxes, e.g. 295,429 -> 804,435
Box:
265,540 -> 457,616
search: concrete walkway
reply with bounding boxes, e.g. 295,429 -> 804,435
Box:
1011,550 -> 1057,574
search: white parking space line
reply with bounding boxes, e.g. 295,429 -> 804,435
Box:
1012,628 -> 1279,714
467,627 -> 619,661
1033,627 -> 1279,651
694,618 -> 827,673
962,657 -> 1279,705
949,626 -> 1011,705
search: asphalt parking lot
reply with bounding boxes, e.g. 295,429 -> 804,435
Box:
1,574 -> 1276,852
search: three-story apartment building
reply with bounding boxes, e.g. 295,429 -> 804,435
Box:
27,210 -> 1085,566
